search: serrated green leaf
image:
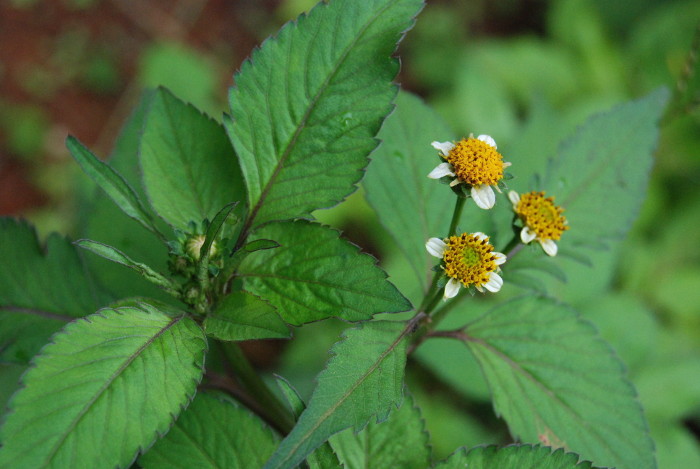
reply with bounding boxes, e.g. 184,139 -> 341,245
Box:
330,392 -> 430,469
545,88 -> 668,248
276,376 -> 343,469
237,220 -> 411,325
75,239 -> 178,294
67,136 -> 162,237
0,218 -> 109,364
139,392 -> 279,469
463,295 -> 655,469
436,445 -> 599,469
363,91 -> 456,304
204,291 -> 289,341
0,305 -> 207,469
264,320 -> 410,469
140,87 -> 244,230
227,0 -> 424,230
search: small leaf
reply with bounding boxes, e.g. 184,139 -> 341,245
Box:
204,291 -> 290,341
0,304 -> 207,468
196,202 -> 239,283
75,239 -> 178,295
0,218 -> 110,364
331,392 -> 431,469
244,238 -> 281,253
66,136 -> 161,237
140,87 -> 244,230
463,295 -> 655,469
275,377 -> 343,469
228,0 -> 424,229
436,445 -> 600,469
545,88 -> 669,248
139,392 -> 279,469
264,320 -> 410,469
237,220 -> 410,325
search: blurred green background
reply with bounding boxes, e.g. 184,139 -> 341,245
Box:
1,0 -> 698,467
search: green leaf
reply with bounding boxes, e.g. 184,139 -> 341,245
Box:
237,220 -> 410,325
436,445 -> 599,469
0,218 -> 109,364
264,320 -> 409,469
275,376 -> 343,469
204,291 -> 290,341
545,88 -> 669,248
0,305 -> 207,468
463,295 -> 655,469
227,0 -> 424,229
140,87 -> 244,230
363,91 -> 456,304
139,392 -> 279,469
330,392 -> 430,469
67,136 -> 162,237
75,239 -> 178,294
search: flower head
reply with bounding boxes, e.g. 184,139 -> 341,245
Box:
426,233 -> 506,299
508,190 -> 569,256
428,135 -> 511,209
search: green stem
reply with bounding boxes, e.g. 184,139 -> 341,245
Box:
221,342 -> 294,434
448,196 -> 466,236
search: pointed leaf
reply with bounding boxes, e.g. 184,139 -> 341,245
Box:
0,218 -> 109,364
0,305 -> 207,468
330,392 -> 430,469
67,136 -> 161,236
140,87 -> 244,230
264,320 -> 409,469
363,91 -> 456,304
463,295 -> 655,469
237,220 -> 410,325
545,88 -> 668,247
75,239 -> 178,294
204,291 -> 290,341
139,392 -> 279,469
436,445 -> 599,469
227,0 -> 424,229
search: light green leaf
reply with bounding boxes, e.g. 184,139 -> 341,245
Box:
140,87 -> 244,230
463,295 -> 655,469
330,392 -> 430,469
436,445 -> 599,469
75,239 -> 178,294
363,91 -> 455,304
545,88 -> 668,248
264,320 -> 409,469
0,218 -> 109,364
204,291 -> 290,341
67,136 -> 161,237
139,392 -> 279,469
227,0 -> 424,229
238,220 -> 410,325
276,376 -> 343,469
0,305 -> 207,469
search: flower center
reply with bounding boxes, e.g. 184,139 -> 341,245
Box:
443,233 -> 499,287
445,138 -> 505,186
516,191 -> 569,240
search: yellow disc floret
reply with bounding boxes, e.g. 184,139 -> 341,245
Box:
444,137 -> 506,186
515,191 -> 569,240
443,233 -> 500,287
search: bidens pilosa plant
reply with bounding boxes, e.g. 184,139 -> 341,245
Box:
2,0 -> 691,467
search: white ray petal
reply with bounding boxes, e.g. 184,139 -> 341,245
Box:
472,232 -> 488,241
477,134 -> 497,149
471,184 -> 496,209
484,272 -> 503,292
444,278 -> 461,299
427,162 -> 455,180
425,237 -> 447,258
520,226 -> 537,243
431,141 -> 455,156
540,238 -> 558,257
493,252 -> 507,265
508,190 -> 520,206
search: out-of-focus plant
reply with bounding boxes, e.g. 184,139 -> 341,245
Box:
1,0 -> 698,468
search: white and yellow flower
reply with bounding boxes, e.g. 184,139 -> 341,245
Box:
508,190 -> 569,256
426,232 -> 506,299
428,135 -> 511,209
